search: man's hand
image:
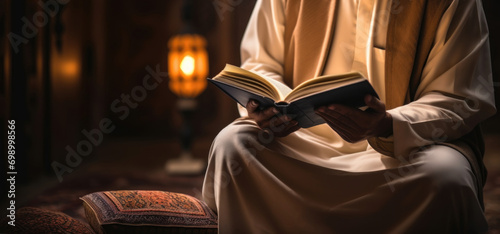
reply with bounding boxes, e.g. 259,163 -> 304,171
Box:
315,95 -> 393,143
246,100 -> 301,137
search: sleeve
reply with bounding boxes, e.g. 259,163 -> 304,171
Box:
370,0 -> 496,158
237,0 -> 287,116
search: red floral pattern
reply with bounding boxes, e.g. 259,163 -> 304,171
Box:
81,190 -> 218,233
106,190 -> 204,215
0,207 -> 94,234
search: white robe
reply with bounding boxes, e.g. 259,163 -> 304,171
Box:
203,0 -> 496,233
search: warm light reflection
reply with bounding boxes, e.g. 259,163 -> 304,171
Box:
180,55 -> 195,76
61,60 -> 80,78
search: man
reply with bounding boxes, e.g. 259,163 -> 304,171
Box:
203,0 -> 496,232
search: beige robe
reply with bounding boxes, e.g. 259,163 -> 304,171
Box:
203,0 -> 496,232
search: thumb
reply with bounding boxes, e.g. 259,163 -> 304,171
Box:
365,95 -> 385,113
246,99 -> 260,114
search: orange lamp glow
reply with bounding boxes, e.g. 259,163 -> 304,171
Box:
168,34 -> 208,98
61,60 -> 80,77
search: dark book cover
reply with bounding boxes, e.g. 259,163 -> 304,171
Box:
208,79 -> 378,128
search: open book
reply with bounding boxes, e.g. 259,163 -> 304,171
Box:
208,64 -> 378,128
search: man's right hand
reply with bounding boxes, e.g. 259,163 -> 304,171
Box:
246,100 -> 300,137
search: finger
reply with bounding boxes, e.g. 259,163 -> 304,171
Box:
246,99 -> 260,117
317,106 -> 359,130
262,107 -> 280,119
268,115 -> 293,129
246,100 -> 280,127
326,104 -> 360,117
365,95 -> 385,113
274,121 -> 300,137
323,119 -> 358,142
316,111 -> 357,137
323,119 -> 355,142
255,108 -> 280,128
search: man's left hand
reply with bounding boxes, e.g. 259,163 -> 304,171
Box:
315,95 -> 393,143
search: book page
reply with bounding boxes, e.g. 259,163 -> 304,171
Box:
215,64 -> 282,100
284,72 -> 365,102
215,75 -> 277,98
265,77 -> 292,101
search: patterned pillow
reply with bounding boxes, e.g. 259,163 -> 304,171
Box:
80,190 -> 218,234
0,207 -> 94,234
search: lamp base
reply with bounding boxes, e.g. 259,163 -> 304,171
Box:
165,151 -> 205,175
177,98 -> 197,110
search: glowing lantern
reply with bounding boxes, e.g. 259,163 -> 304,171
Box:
165,33 -> 209,175
168,34 -> 208,98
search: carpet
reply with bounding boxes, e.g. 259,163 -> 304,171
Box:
23,172 -> 205,224
19,171 -> 500,233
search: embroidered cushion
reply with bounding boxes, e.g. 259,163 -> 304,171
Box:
0,207 -> 94,234
81,190 -> 217,233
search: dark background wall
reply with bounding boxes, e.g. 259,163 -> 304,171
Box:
1,0 -> 257,184
483,0 -> 500,134
1,0 -> 499,187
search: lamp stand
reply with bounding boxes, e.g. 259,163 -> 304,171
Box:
165,98 -> 205,175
